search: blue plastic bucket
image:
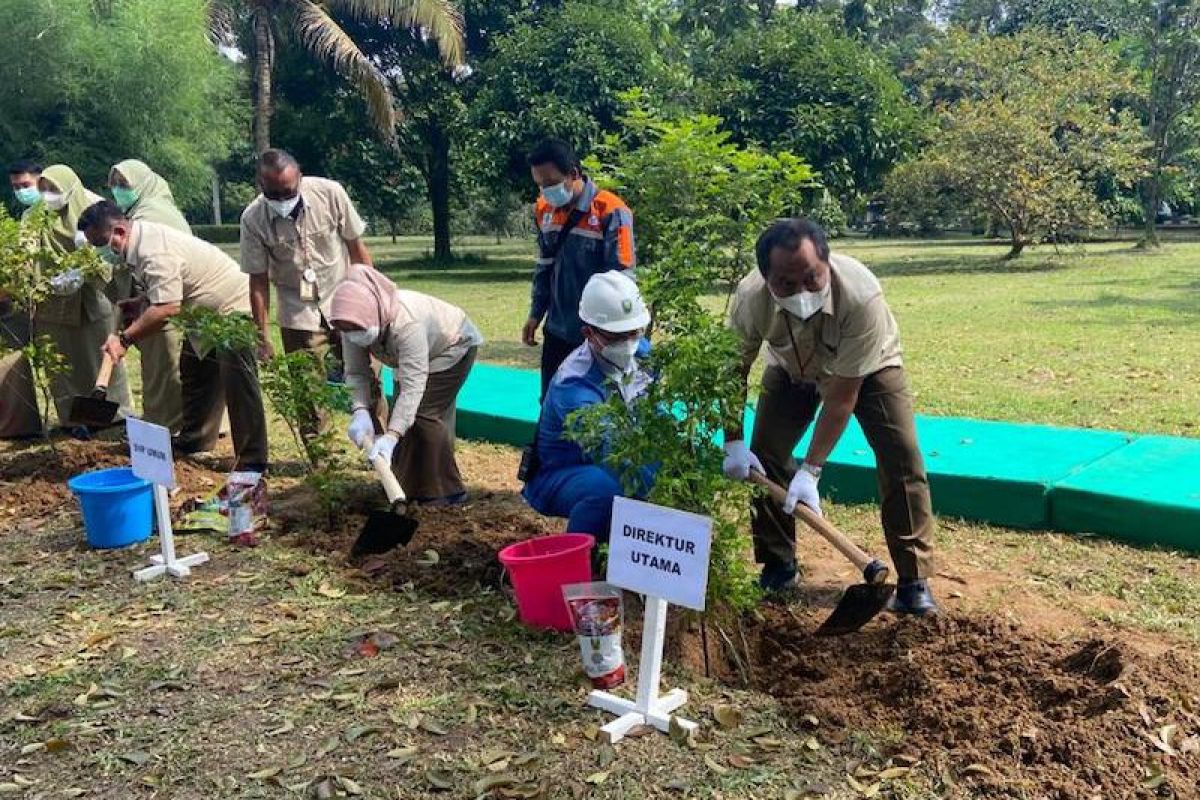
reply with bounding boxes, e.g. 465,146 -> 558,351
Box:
67,467 -> 154,549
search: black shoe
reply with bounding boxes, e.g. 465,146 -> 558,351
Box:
889,579 -> 939,616
758,561 -> 799,593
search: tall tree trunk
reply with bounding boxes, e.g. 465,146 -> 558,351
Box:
1140,174 -> 1162,249
426,127 -> 452,262
252,9 -> 275,155
1004,232 -> 1026,260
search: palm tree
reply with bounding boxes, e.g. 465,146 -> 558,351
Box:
210,1 -> 464,153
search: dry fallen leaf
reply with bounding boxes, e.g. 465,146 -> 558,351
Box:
704,754 -> 729,775
345,725 -> 381,742
426,769 -> 454,790
583,771 -> 609,785
266,719 -> 294,737
247,766 -> 281,780
474,774 -> 518,795
420,719 -> 449,736
118,751 -> 152,767
317,583 -> 346,599
712,704 -> 743,730
337,776 -> 364,796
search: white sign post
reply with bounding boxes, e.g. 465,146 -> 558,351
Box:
589,497 -> 712,743
127,418 -> 209,582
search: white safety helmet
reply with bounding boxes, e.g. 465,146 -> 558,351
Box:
578,271 -> 650,333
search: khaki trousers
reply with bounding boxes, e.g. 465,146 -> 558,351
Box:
0,308 -> 41,438
178,338 -> 269,471
749,365 -> 935,580
391,347 -> 477,502
138,326 -> 184,432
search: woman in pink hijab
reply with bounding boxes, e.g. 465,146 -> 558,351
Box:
330,264 -> 483,505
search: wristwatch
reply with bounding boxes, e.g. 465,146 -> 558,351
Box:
118,331 -> 135,349
800,461 -> 823,479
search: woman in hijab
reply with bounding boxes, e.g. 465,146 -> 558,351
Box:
331,264 -> 483,505
107,159 -> 187,432
34,165 -> 131,431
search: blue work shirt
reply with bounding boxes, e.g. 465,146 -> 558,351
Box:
523,340 -> 653,501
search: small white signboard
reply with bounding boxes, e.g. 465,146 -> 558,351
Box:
126,418 -> 208,582
607,497 -> 712,612
127,418 -> 176,490
587,498 -> 713,744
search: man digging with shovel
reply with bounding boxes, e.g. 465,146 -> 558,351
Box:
723,218 -> 938,616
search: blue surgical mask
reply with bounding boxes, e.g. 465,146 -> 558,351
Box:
541,180 -> 574,209
14,186 -> 40,207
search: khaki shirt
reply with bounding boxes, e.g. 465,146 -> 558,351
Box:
728,252 -> 902,389
345,290 -> 483,436
126,221 -> 251,319
239,176 -> 367,332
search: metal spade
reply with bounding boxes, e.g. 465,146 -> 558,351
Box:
66,353 -> 120,428
350,434 -> 418,558
749,470 -> 894,635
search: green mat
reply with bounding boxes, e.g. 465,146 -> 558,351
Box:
393,362 -> 1200,551
1049,436 -> 1200,551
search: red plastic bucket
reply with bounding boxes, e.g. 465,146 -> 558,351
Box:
498,534 -> 595,631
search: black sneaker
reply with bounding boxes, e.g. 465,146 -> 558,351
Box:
889,579 -> 940,616
758,561 -> 799,593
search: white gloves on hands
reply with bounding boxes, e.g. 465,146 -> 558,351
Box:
367,432 -> 399,464
722,440 -> 764,481
784,464 -> 822,517
49,269 -> 84,296
347,408 -> 374,448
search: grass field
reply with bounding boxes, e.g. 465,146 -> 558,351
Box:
355,234 -> 1200,437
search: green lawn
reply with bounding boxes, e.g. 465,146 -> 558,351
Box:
365,234 -> 1200,438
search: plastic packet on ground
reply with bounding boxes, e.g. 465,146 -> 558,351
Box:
563,582 -> 625,689
223,471 -> 267,543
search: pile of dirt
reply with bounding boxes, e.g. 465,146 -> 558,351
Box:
755,609 -> 1200,797
0,437 -> 222,527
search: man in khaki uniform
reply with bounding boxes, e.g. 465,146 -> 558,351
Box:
240,149 -> 372,371
79,201 -> 268,472
723,218 -> 937,614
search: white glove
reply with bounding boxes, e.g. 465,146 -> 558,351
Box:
347,408 -> 374,448
367,432 -> 399,464
49,269 -> 84,296
722,440 -> 764,481
783,464 -> 822,517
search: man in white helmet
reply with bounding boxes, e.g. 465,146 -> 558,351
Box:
521,271 -> 652,540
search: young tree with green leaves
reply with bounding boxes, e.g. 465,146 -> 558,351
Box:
889,29 -> 1149,257
571,104 -> 818,634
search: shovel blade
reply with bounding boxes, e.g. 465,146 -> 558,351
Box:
66,395 -> 119,428
351,509 -> 418,558
815,582 -> 895,636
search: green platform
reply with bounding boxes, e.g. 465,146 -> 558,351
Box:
416,363 -> 1200,552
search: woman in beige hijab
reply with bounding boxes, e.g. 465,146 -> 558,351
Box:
34,164 -> 131,432
108,159 -> 188,431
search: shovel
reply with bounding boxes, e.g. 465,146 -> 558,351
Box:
66,353 -> 120,428
749,470 -> 894,635
350,434 -> 419,558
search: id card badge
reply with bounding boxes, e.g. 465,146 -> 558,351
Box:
300,268 -> 317,302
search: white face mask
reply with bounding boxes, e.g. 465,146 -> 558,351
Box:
541,180 -> 574,209
73,230 -> 89,249
344,326 -> 380,348
600,337 -> 640,374
774,288 -> 827,320
267,195 -> 301,217
41,191 -> 66,211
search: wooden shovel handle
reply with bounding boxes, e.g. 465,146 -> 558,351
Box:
94,352 -> 114,392
361,434 -> 407,505
748,470 -> 875,573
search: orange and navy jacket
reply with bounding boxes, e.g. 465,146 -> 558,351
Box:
529,178 -> 636,343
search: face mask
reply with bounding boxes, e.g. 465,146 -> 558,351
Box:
541,180 -> 574,209
774,288 -> 827,320
99,244 -> 121,264
112,186 -> 139,211
14,186 -> 40,207
600,337 -> 640,374
267,195 -> 301,217
344,326 -> 380,348
41,191 -> 66,211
